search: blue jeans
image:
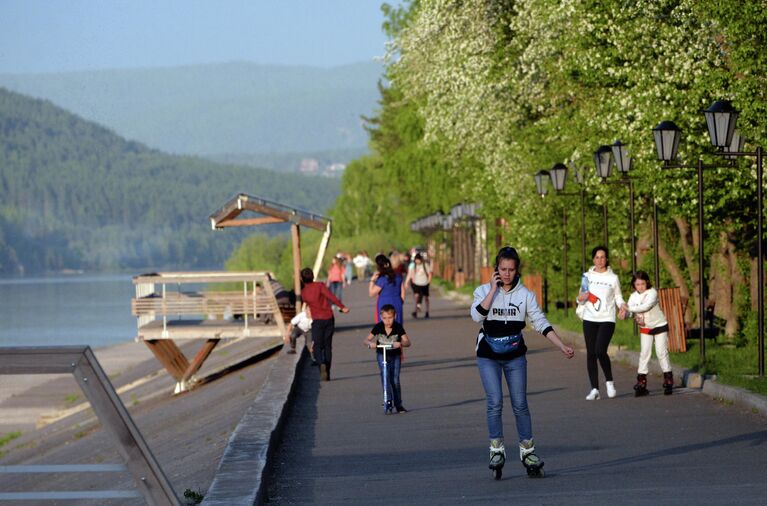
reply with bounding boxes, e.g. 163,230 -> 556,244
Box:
376,353 -> 402,408
477,355 -> 531,442
328,282 -> 343,306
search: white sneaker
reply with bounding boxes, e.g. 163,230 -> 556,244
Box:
606,381 -> 617,398
585,388 -> 600,400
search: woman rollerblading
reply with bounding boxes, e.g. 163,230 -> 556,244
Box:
471,247 -> 574,480
489,439 -> 505,480
519,439 -> 544,478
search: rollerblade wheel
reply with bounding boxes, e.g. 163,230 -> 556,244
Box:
526,465 -> 545,478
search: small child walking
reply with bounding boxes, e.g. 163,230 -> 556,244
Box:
363,304 -> 411,413
621,271 -> 674,396
285,306 -> 313,360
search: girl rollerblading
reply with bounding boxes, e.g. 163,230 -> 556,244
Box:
624,271 -> 673,397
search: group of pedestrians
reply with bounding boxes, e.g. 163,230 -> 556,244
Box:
576,245 -> 673,400
286,242 -> 673,481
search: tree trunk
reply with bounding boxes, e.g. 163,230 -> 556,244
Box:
674,216 -> 701,326
709,230 -> 741,339
657,230 -> 692,325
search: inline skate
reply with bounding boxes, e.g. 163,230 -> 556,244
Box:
488,438 -> 505,480
634,374 -> 649,397
520,439 -> 545,478
663,371 -> 674,395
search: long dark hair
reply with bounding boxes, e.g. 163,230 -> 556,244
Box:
375,254 -> 396,284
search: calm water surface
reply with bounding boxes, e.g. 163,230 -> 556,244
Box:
0,274 -> 137,348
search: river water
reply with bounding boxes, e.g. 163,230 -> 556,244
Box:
0,274 -> 137,348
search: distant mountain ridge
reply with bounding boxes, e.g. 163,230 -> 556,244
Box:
0,87 -> 339,275
0,61 -> 382,164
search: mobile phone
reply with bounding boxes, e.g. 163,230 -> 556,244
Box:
495,268 -> 502,287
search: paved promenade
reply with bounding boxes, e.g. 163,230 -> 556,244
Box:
267,282 -> 767,505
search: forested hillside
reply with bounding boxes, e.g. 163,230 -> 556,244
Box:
0,87 -> 339,275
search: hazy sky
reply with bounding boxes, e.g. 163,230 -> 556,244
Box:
0,0 -> 401,74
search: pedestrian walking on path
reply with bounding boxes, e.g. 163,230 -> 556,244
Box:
576,245 -> 627,400
623,270 -> 674,396
369,254 -> 405,324
471,246 -> 574,479
363,304 -> 411,414
301,267 -> 349,381
405,253 -> 432,319
327,256 -> 345,307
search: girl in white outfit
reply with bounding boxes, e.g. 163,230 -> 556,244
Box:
623,270 -> 674,395
576,246 -> 627,400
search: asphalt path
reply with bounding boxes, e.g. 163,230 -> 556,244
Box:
267,281 -> 767,505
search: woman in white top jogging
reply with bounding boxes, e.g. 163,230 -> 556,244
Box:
576,246 -> 627,400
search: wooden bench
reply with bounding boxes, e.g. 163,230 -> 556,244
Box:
132,271 -> 288,393
658,287 -> 687,353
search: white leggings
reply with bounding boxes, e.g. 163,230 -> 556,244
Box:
638,332 -> 671,374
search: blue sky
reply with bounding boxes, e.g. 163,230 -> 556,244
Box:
0,0 -> 401,74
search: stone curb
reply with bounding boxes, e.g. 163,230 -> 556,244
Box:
560,325 -> 767,417
201,343 -> 305,506
442,288 -> 767,418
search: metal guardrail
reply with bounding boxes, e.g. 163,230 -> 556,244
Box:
0,346 -> 180,505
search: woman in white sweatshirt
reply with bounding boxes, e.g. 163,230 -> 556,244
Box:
576,246 -> 627,400
623,270 -> 673,396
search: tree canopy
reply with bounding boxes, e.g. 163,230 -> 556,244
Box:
331,0 -> 767,339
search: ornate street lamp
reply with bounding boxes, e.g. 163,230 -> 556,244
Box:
704,100 -> 739,149
534,170 -> 550,196
611,140 -> 632,174
550,163 -> 568,192
595,142 -> 637,278
652,120 -> 681,162
702,100 -> 763,376
594,145 -> 613,179
650,101 -> 762,370
533,164 -> 589,316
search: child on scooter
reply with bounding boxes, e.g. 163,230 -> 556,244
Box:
363,304 -> 411,413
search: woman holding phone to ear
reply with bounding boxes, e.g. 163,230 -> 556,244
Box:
471,246 -> 574,479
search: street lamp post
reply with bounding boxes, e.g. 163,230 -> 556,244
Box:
594,143 -> 637,276
701,100 -> 764,377
651,103 -> 759,370
535,165 -> 588,317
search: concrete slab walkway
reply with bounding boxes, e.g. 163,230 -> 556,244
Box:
267,281 -> 767,505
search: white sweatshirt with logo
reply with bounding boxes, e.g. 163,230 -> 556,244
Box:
576,266 -> 626,323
